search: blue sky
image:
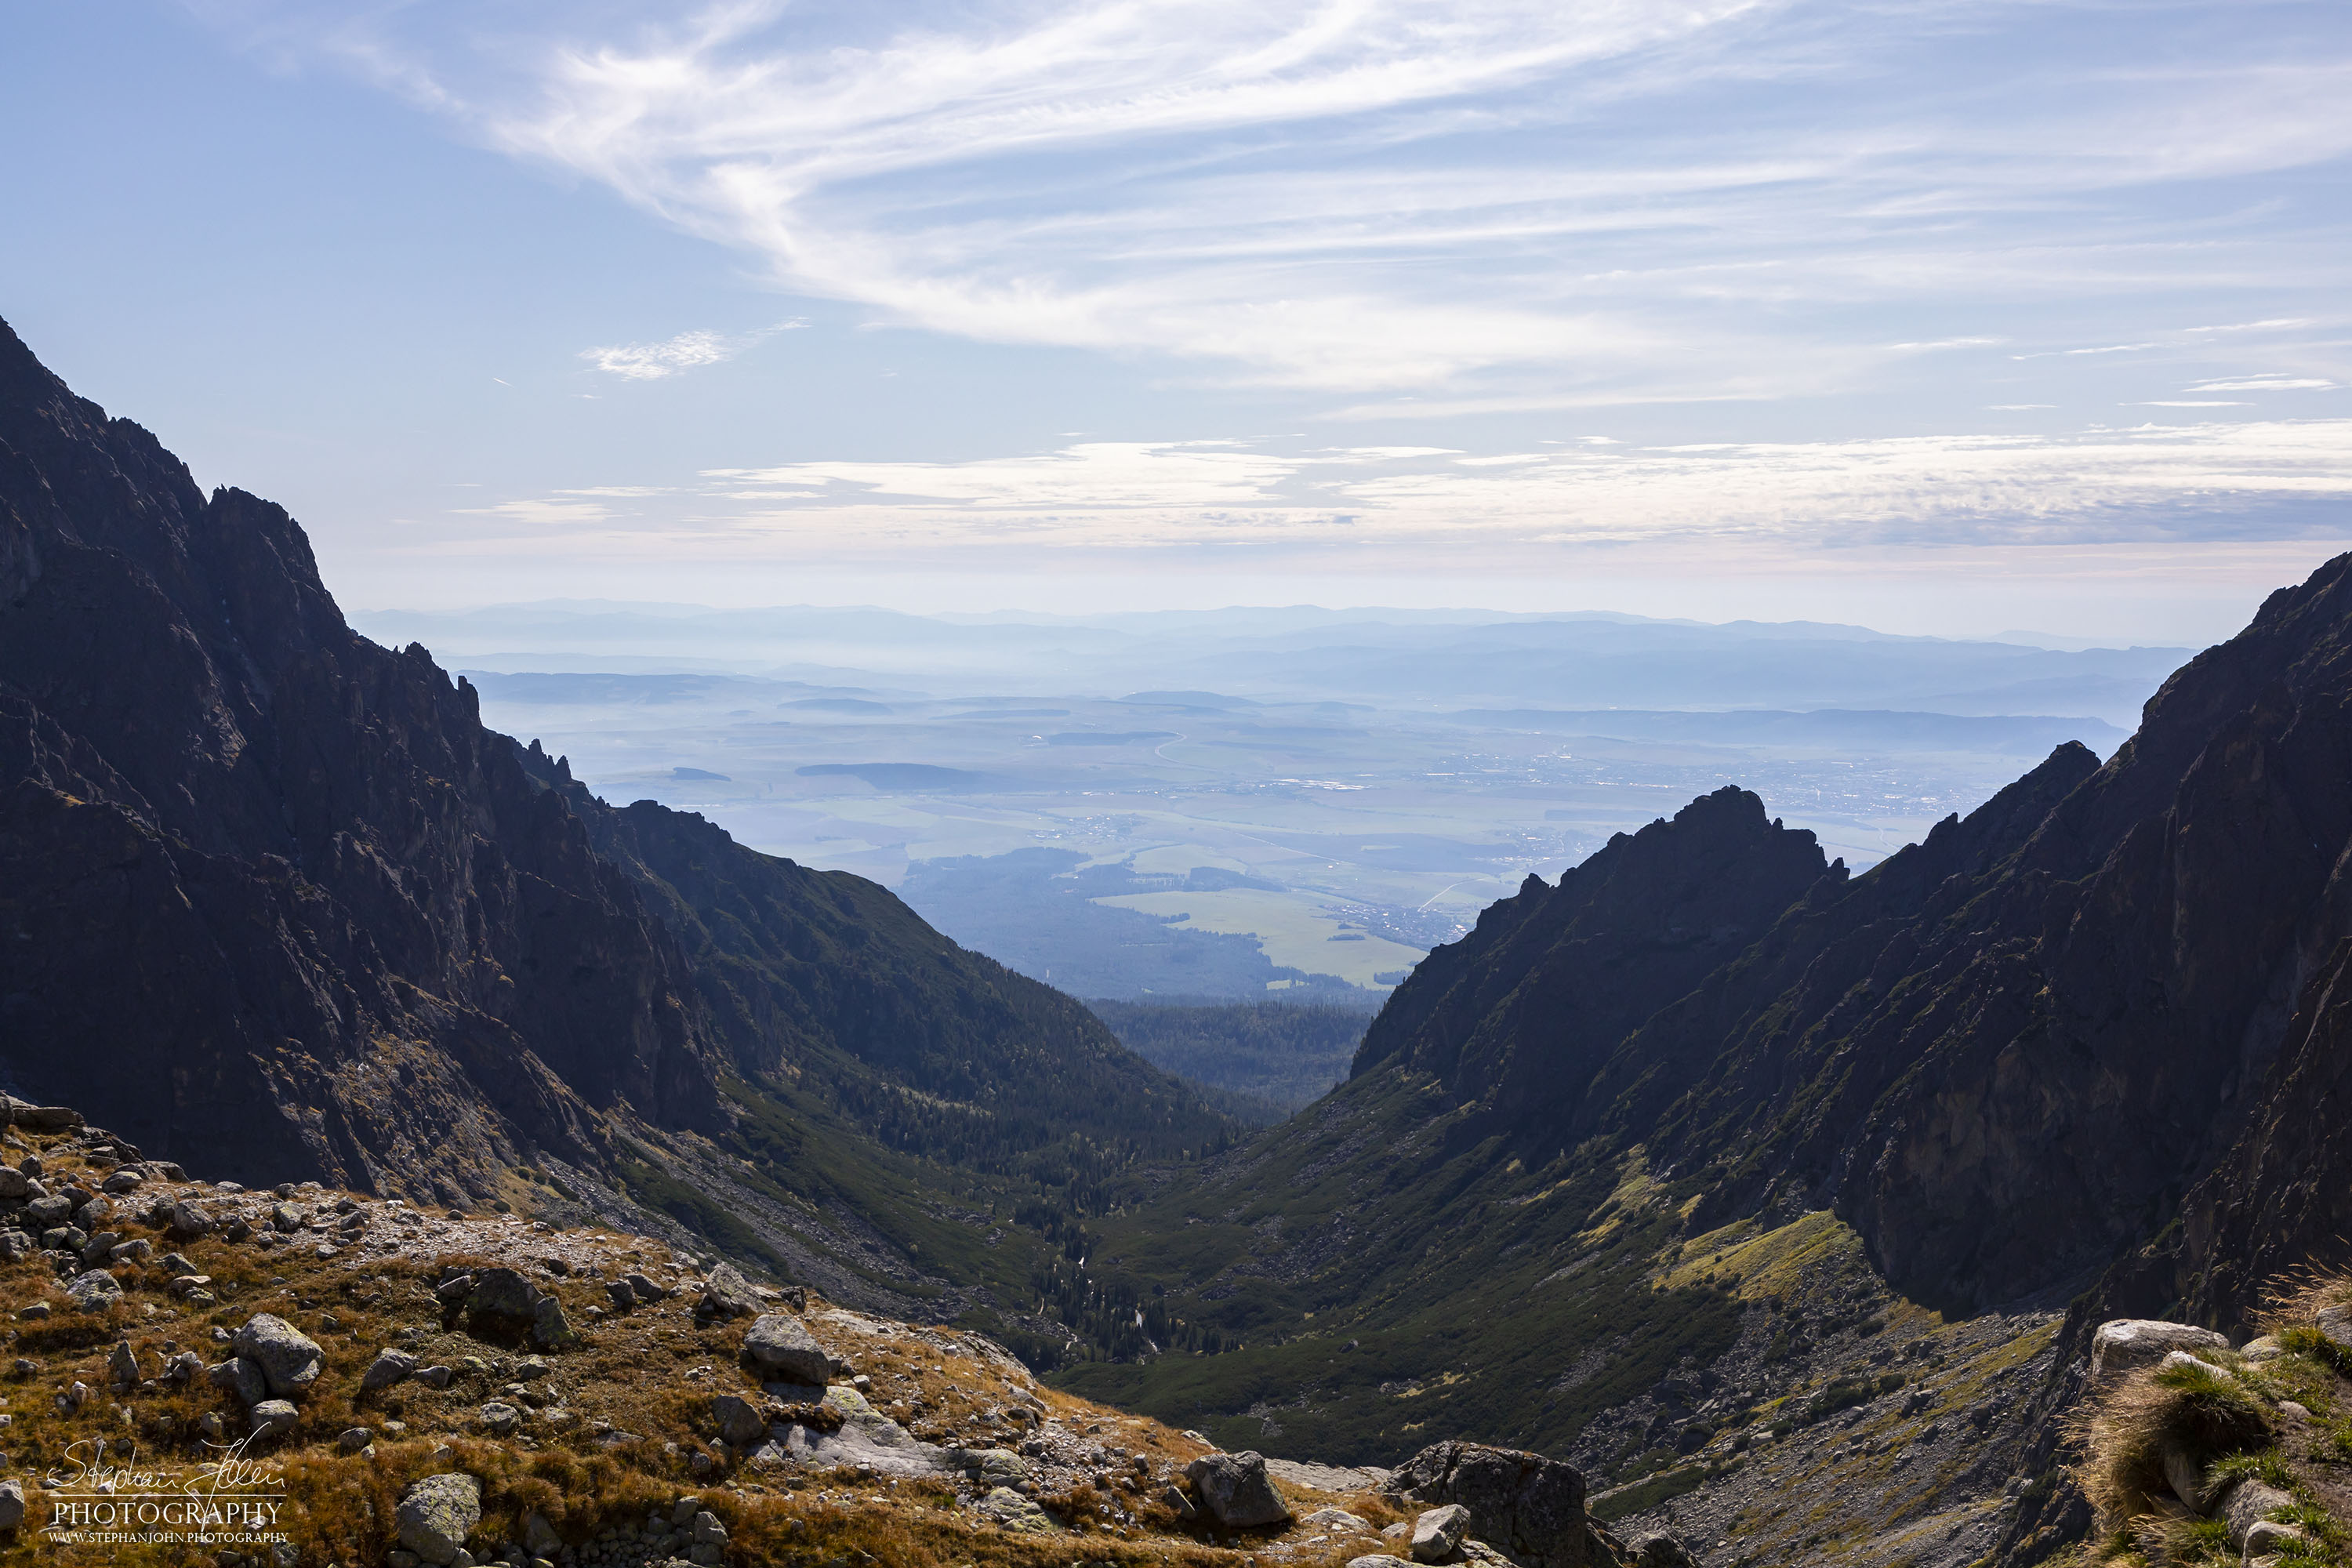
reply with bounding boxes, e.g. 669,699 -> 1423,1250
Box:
3,0 -> 2349,641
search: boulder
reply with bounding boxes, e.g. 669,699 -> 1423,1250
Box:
415,1365 -> 454,1389
1628,1532 -> 1696,1567
338,1427 -> 372,1453
1305,1508 -> 1372,1531
0,1171 -> 27,1201
2158,1348 -> 2230,1380
2090,1320 -> 2229,1381
106,1340 -> 139,1389
24,1196 -> 71,1229
768,1384 -> 946,1478
741,1313 -> 830,1385
0,1234 -> 28,1264
478,1403 -> 521,1436
361,1348 -> 419,1392
524,1511 -> 563,1557
1349,1559 -> 1414,1568
1185,1450 -> 1292,1529
699,1263 -> 762,1320
713,1394 -> 769,1447
1412,1504 -> 1472,1563
606,1280 -> 637,1312
530,1294 -> 576,1349
64,1270 -> 120,1313
1388,1441 -> 1591,1568
946,1446 -> 1029,1485
466,1268 -> 543,1323
2160,1443 -> 2205,1509
2246,1519 -> 2307,1556
396,1472 -> 482,1566
248,1400 -> 298,1442
976,1485 -> 1057,1534
2227,1482 -> 2296,1551
0,1478 -> 21,1531
624,1272 -> 669,1303
165,1201 -> 214,1240
208,1357 -> 269,1406
2316,1305 -> 2352,1348
231,1316 -> 325,1399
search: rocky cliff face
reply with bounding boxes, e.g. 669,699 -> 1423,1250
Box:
0,318 -> 721,1199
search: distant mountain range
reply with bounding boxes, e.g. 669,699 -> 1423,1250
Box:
355,601 -> 2187,729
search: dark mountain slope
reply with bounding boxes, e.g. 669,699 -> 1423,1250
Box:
0,318 -> 716,1197
0,319 -> 1229,1328
1353,785 -> 1838,1125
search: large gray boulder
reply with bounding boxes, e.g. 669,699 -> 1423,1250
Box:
0,1477 -> 22,1531
1412,1504 -> 1471,1563
699,1262 -> 762,1320
231,1315 -> 325,1398
713,1394 -> 768,1447
361,1348 -> 419,1392
248,1399 -> 298,1442
466,1267 -> 543,1323
396,1472 -> 482,1566
63,1270 -> 121,1313
2090,1319 -> 2230,1381
208,1357 -> 269,1406
1389,1441 -> 1592,1568
741,1313 -> 829,1385
1185,1450 -> 1292,1529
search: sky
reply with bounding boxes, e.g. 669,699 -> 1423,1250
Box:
2,0 -> 2350,643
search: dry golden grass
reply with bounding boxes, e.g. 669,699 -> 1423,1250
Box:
0,1131 -> 1396,1567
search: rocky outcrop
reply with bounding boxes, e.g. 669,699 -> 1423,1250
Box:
1387,1441 -> 1595,1568
1185,1450 -> 1293,1528
1354,786 -> 1837,1127
0,316 -> 720,1196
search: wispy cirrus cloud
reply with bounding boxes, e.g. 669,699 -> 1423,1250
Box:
191,0 -> 2352,405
